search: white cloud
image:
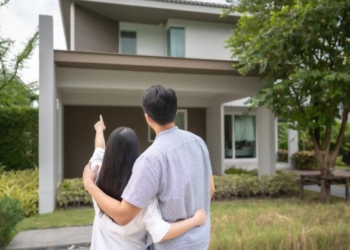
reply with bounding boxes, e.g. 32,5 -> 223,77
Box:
0,0 -> 227,83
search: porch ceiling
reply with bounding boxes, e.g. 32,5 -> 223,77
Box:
54,50 -> 260,76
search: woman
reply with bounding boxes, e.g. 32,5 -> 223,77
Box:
89,115 -> 206,250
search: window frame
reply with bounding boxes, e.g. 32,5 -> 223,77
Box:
166,26 -> 186,58
148,109 -> 188,142
119,30 -> 137,55
224,112 -> 258,160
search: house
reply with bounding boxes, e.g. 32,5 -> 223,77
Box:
39,0 -> 299,214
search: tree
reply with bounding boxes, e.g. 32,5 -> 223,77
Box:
225,0 -> 350,200
0,0 -> 38,107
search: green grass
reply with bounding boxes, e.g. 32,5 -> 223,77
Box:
15,192 -> 350,250
210,193 -> 350,250
335,165 -> 350,170
17,208 -> 94,231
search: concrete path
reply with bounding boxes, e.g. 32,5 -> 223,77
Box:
6,226 -> 92,250
305,185 -> 346,199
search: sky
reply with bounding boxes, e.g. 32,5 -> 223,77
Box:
0,0 -> 227,83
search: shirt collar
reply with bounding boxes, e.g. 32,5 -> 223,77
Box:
155,126 -> 178,140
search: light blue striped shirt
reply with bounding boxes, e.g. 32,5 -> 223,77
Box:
122,126 -> 212,250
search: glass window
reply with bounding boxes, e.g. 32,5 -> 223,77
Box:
120,31 -> 136,54
224,115 -> 233,159
234,115 -> 256,158
149,110 -> 187,142
167,27 -> 185,57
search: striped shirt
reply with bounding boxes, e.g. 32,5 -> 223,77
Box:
122,126 -> 212,250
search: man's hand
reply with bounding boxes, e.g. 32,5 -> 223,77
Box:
83,162 -> 99,189
94,115 -> 106,132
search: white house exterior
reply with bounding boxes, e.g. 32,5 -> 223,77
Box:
39,0 -> 298,214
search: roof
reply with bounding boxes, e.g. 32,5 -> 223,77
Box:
153,0 -> 232,8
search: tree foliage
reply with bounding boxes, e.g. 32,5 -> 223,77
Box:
0,0 -> 38,107
226,0 -> 350,179
0,107 -> 38,170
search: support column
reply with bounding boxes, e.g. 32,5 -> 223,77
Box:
206,104 -> 224,175
288,129 -> 299,168
275,118 -> 278,153
70,2 -> 75,50
57,96 -> 64,185
39,15 -> 57,214
257,107 -> 276,176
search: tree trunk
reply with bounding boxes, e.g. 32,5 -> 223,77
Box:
310,131 -> 332,202
310,105 -> 349,203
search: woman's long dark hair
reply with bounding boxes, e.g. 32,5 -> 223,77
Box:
96,127 -> 139,218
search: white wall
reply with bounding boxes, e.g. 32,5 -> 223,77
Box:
166,19 -> 234,60
119,19 -> 235,60
120,22 -> 166,56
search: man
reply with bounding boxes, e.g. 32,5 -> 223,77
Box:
83,85 -> 215,250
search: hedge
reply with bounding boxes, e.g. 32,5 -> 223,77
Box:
277,149 -> 288,162
291,151 -> 319,170
57,179 -> 92,208
0,107 -> 38,170
213,171 -> 298,200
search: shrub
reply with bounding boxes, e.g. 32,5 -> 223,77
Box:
0,168 -> 38,217
291,151 -> 319,170
224,166 -> 257,176
224,166 -> 249,175
233,175 -> 260,198
0,107 -> 38,171
0,197 -> 23,248
56,179 -> 92,208
212,171 -> 298,201
336,156 -> 350,167
277,149 -> 288,162
213,176 -> 233,201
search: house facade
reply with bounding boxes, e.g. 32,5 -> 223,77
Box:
39,0 -> 298,214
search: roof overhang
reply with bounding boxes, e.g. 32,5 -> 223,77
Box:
60,0 -> 240,50
54,50 -> 259,77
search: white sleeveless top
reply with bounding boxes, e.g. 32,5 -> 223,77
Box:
89,148 -> 170,250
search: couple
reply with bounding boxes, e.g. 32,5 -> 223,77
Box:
83,85 -> 215,250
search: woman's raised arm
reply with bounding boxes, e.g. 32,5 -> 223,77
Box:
94,115 -> 106,149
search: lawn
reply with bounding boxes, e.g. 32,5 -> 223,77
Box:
16,192 -> 350,250
336,165 -> 350,170
17,208 -> 94,231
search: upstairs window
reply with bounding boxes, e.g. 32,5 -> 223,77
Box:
167,27 -> 185,57
120,31 -> 137,54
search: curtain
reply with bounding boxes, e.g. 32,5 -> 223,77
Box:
234,117 -> 243,142
234,116 -> 256,142
167,27 -> 185,57
120,31 -> 136,54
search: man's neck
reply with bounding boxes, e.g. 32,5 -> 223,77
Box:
154,123 -> 176,135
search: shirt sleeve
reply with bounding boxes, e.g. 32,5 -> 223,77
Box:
142,199 -> 170,243
89,147 -> 105,181
122,155 -> 161,209
89,147 -> 105,214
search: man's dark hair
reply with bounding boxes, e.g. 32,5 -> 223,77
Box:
142,85 -> 178,125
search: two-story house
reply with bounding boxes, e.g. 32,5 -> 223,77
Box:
39,0 -> 299,213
